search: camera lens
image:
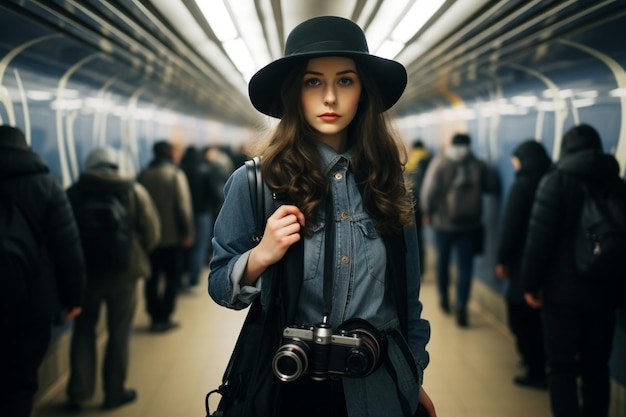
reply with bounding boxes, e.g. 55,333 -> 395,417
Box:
346,349 -> 369,375
272,340 -> 310,382
335,319 -> 382,377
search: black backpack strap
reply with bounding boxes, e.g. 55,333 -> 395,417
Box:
383,232 -> 409,338
245,156 -> 265,243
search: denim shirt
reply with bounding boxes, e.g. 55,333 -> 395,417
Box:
209,143 -> 431,416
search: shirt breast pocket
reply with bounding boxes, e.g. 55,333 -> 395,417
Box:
303,221 -> 325,281
355,219 -> 386,283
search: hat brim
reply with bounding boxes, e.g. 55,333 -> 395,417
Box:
248,52 -> 407,118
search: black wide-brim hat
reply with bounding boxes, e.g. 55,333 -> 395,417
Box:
248,16 -> 407,118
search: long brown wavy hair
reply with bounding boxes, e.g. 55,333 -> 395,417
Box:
256,59 -> 413,236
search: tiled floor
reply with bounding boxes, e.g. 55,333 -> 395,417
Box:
33,268 -> 551,417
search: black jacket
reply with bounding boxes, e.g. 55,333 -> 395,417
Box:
0,145 -> 85,323
497,152 -> 550,303
180,149 -> 223,216
521,149 -> 624,307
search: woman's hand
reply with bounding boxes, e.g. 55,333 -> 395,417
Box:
418,386 -> 437,416
242,205 -> 305,286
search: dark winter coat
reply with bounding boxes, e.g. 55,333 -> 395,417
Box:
180,147 -> 223,216
521,149 -> 625,308
0,145 -> 85,323
497,142 -> 551,303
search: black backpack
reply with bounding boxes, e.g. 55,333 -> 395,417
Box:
75,191 -> 133,274
574,178 -> 626,282
444,159 -> 484,224
0,189 -> 41,310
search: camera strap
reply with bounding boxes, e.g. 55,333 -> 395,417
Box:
322,195 -> 335,318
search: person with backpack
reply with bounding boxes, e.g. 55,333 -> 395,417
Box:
65,146 -> 160,411
495,140 -> 551,389
520,124 -> 626,417
138,140 -> 194,332
420,133 -> 499,326
208,16 -> 435,417
0,125 -> 85,417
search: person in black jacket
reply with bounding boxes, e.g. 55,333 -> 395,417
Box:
0,125 -> 85,417
521,124 -> 625,417
496,140 -> 551,389
179,146 -> 223,291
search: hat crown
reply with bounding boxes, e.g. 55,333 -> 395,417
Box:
284,16 -> 369,57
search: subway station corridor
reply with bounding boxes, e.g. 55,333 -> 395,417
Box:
32,265 -> 552,417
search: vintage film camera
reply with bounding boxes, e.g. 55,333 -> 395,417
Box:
272,317 -> 383,382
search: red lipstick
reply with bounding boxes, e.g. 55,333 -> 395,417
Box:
319,112 -> 340,122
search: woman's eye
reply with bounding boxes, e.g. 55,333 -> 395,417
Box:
304,78 -> 320,87
338,77 -> 354,86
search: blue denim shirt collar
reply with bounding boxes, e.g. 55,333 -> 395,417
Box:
318,141 -> 352,175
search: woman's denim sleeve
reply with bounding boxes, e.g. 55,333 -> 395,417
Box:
405,224 -> 431,384
208,166 -> 262,309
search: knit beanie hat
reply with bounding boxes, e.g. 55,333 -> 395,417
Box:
451,133 -> 471,145
84,146 -> 119,172
561,124 -> 602,155
0,125 -> 29,150
512,139 -> 551,173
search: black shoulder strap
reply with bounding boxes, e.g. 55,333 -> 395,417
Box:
384,232 -> 409,338
245,156 -> 265,242
244,156 -> 303,322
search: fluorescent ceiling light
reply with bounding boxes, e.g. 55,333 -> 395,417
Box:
609,88 -> 626,97
226,0 -> 272,70
511,95 -> 538,107
197,0 -> 237,41
223,38 -> 256,75
577,90 -> 598,98
392,0 -> 447,42
572,98 -> 595,108
195,0 -> 256,81
366,0 -> 411,54
376,40 -> 405,60
26,90 -> 53,101
370,0 -> 446,59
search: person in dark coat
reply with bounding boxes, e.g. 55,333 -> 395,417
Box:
179,146 -> 222,290
65,146 -> 161,410
496,139 -> 551,389
521,124 -> 626,417
0,125 -> 85,417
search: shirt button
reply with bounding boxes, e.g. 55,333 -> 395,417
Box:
341,211 -> 349,220
334,173 -> 343,180
341,256 -> 350,264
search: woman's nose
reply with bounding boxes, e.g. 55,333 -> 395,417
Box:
323,86 -> 336,105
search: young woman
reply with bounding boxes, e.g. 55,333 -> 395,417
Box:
209,16 -> 436,417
